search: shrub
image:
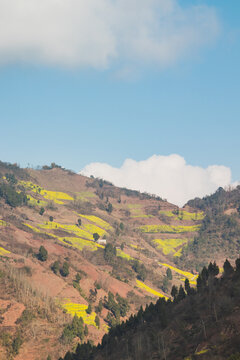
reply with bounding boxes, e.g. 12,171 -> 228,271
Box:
93,233 -> 100,242
95,315 -> 100,328
61,315 -> 84,344
94,281 -> 101,289
106,203 -> 113,213
0,183 -> 27,207
76,273 -> 82,282
38,246 -> 48,262
104,243 -> 117,263
60,262 -> 69,277
11,331 -> 23,355
132,260 -> 147,281
51,261 -> 60,274
39,207 -> 45,216
166,268 -> 172,280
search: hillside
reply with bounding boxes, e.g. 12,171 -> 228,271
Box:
181,186 -> 240,270
0,161 -> 239,359
60,258 -> 240,360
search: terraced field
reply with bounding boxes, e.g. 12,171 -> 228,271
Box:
129,244 -> 144,250
117,249 -> 134,261
25,222 -> 104,251
39,221 -> 108,239
84,224 -> 106,237
128,204 -> 153,218
136,280 -> 168,299
160,210 -> 205,221
79,214 -> 113,231
19,180 -> 74,204
0,246 -> 10,256
62,303 -> 98,327
58,237 -> 103,251
153,238 -> 189,255
159,263 -> 197,285
139,224 -> 201,233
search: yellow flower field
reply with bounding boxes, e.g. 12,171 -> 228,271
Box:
19,181 -> 73,204
117,249 -> 134,261
129,244 -> 144,250
43,190 -> 73,204
79,214 -> 113,231
24,223 -> 42,233
195,349 -> 209,355
153,238 -> 188,255
173,248 -> 183,257
139,224 -> 201,233
38,221 -> 94,240
24,222 -> 104,252
179,211 -> 204,221
59,237 -> 103,251
160,210 -> 204,221
27,195 -> 47,207
127,204 -> 153,218
0,220 -> 7,226
62,303 -> 98,327
159,210 -> 175,217
136,280 -> 168,299
184,348 -> 209,360
24,223 -> 59,239
83,224 -> 106,237
159,263 -> 197,285
39,220 -> 110,240
0,246 -> 11,256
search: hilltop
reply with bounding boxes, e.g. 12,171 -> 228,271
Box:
0,161 -> 239,359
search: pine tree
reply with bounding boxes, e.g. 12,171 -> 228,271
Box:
177,285 -> 186,302
184,278 -> 190,294
224,259 -> 234,276
171,285 -> 178,300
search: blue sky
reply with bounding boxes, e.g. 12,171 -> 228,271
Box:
0,0 -> 239,196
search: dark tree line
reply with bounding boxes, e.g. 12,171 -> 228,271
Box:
57,258 -> 240,360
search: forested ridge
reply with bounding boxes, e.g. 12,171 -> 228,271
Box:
178,186 -> 240,270
59,259 -> 240,360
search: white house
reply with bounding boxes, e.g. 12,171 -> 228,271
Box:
96,239 -> 107,245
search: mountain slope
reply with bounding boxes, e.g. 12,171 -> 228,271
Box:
181,186 -> 240,270
0,161 -> 239,359
0,161 -> 204,359
58,259 -> 240,360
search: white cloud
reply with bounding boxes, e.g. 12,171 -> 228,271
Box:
0,0 -> 220,68
80,154 -> 232,206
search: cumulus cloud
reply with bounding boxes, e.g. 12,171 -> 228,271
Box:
0,0 -> 220,68
80,154 -> 232,206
